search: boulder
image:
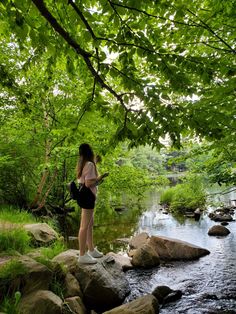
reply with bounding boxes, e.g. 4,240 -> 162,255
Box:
64,296 -> 86,314
52,249 -> 80,272
208,225 -> 230,236
19,256 -> 52,295
74,255 -> 130,312
19,290 -> 63,314
129,232 -> 149,249
131,244 -> 160,268
107,252 -> 133,270
23,223 -> 58,245
208,213 -> 233,222
152,285 -> 182,304
64,272 -> 82,298
148,235 -> 210,261
103,294 -> 159,314
0,256 -> 52,299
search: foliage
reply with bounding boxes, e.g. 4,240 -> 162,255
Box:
0,206 -> 37,224
160,175 -> 206,212
0,227 -> 31,254
0,291 -> 21,314
39,240 -> 66,260
0,0 -> 235,209
0,260 -> 27,281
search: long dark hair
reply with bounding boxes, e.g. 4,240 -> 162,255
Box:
76,143 -> 97,178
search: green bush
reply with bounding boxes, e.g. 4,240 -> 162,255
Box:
160,175 -> 206,212
0,260 -> 28,281
40,241 -> 66,260
0,228 -> 31,254
0,206 -> 37,224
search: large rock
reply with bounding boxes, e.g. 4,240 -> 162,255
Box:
23,223 -> 58,245
131,244 -> 160,268
208,211 -> 233,222
74,255 -> 130,312
19,290 -> 63,314
0,256 -> 52,299
103,294 -> 159,314
129,232 -> 149,249
64,296 -> 86,314
152,285 -> 182,305
64,272 -> 82,298
19,256 -> 52,295
148,235 -> 210,261
208,225 -> 230,236
107,252 -> 133,270
52,249 -> 80,272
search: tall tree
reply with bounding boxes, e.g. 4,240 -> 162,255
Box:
1,0 -> 235,147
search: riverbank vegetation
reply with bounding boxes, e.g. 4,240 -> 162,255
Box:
160,175 -> 206,213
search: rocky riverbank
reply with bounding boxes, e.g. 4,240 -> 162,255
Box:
0,221 -> 214,314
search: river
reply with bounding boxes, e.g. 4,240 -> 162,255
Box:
94,187 -> 236,313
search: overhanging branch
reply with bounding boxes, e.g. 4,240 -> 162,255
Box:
31,0 -> 128,110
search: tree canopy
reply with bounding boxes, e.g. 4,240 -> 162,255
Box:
1,0 -> 235,147
0,0 -> 236,209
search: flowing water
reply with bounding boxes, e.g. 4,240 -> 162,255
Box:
124,188 -> 236,313
66,186 -> 236,313
94,187 -> 236,313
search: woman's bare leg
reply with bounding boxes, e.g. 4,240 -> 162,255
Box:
87,213 -> 94,251
78,208 -> 94,256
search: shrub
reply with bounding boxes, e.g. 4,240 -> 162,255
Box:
0,228 -> 31,254
0,206 -> 37,224
160,175 -> 206,212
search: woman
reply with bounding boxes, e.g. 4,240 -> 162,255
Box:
76,143 -> 109,264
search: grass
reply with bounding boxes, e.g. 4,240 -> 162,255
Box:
160,175 -> 206,212
0,260 -> 27,312
0,206 -> 37,224
0,291 -> 21,314
40,241 -> 66,260
0,228 -> 31,255
0,259 -> 28,281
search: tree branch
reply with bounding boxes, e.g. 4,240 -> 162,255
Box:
31,0 -> 128,110
109,1 -> 201,27
186,9 -> 236,54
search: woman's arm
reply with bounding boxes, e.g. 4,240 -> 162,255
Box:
85,173 -> 109,187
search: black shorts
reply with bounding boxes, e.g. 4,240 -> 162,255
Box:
77,185 -> 96,209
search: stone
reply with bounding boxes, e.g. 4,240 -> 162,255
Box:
23,223 -> 58,245
152,285 -> 182,304
131,244 -> 160,268
19,290 -> 63,314
107,252 -> 133,270
148,235 -> 210,261
152,285 -> 172,303
221,221 -> 229,226
19,256 -> 52,295
129,232 -> 149,249
52,249 -> 80,272
0,256 -> 52,299
64,272 -> 82,298
64,296 -> 86,314
208,213 -> 233,222
74,255 -> 130,312
103,294 -> 159,314
208,225 -> 230,236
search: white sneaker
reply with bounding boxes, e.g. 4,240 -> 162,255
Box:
88,247 -> 103,258
78,252 -> 97,264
